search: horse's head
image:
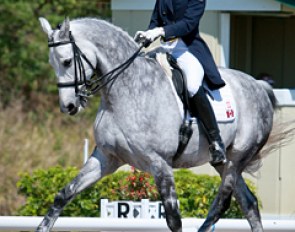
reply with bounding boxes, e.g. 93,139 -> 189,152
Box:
39,17 -> 97,115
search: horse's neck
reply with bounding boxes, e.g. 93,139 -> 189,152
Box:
100,57 -> 163,108
91,37 -> 164,107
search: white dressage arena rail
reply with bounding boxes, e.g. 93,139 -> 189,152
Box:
0,217 -> 294,232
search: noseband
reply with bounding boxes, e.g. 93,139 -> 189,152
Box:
48,31 -> 147,97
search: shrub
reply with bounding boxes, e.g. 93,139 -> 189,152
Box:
111,167 -> 159,201
17,166 -> 260,218
17,166 -> 127,217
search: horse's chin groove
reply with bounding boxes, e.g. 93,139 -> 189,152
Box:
69,106 -> 85,116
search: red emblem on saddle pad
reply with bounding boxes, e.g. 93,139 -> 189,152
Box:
226,101 -> 234,118
226,109 -> 234,118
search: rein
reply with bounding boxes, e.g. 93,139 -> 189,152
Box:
48,32 -> 148,97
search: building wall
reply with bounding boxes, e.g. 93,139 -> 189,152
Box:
112,10 -> 151,38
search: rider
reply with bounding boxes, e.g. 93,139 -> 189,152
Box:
135,0 -> 227,165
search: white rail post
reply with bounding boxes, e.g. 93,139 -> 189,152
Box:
84,138 -> 89,164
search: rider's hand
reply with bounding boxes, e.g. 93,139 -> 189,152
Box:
134,31 -> 146,43
145,27 -> 164,42
134,27 -> 164,43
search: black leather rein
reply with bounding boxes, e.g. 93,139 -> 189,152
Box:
48,31 -> 148,97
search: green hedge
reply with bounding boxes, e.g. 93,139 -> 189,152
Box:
17,166 -> 259,218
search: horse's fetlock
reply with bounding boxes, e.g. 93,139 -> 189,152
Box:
167,215 -> 182,232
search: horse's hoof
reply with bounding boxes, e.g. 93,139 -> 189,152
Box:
35,226 -> 46,232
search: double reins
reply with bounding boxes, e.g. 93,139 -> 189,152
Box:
48,31 -> 150,97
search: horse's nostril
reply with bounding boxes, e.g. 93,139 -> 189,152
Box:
67,103 -> 77,114
66,103 -> 79,115
67,103 -> 75,111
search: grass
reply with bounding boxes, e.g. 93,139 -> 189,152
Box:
0,95 -> 98,215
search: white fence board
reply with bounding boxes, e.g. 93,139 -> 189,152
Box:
0,217 -> 294,232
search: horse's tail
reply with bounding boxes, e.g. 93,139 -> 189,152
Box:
257,80 -> 278,110
245,81 -> 295,174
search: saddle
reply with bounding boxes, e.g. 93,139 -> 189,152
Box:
147,50 -> 236,160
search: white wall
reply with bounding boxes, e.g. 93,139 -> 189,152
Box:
112,0 -> 282,11
206,0 -> 281,11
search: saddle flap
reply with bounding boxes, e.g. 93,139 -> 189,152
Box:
155,52 -> 188,104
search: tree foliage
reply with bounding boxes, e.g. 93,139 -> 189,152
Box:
0,0 -> 110,107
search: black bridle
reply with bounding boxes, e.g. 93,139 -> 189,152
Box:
48,31 -> 149,97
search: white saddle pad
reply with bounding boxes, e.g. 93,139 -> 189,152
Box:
204,83 -> 236,123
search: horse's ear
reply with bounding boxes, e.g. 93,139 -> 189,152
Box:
39,17 -> 53,37
59,17 -> 70,39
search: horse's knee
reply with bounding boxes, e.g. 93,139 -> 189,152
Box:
220,177 -> 235,198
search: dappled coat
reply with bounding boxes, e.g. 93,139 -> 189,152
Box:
148,0 -> 225,90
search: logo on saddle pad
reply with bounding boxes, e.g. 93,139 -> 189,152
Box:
205,86 -> 236,123
226,109 -> 235,118
226,100 -> 235,119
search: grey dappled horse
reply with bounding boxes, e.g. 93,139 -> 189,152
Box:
38,17 -> 277,232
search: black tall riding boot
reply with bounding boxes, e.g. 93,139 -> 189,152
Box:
190,87 -> 227,166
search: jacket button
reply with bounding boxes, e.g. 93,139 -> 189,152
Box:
162,11 -> 167,15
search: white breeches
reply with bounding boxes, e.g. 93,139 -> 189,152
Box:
161,39 -> 204,97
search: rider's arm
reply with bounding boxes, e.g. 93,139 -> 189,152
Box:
148,0 -> 161,30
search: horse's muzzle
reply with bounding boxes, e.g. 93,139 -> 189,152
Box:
61,96 -> 87,115
65,103 -> 79,115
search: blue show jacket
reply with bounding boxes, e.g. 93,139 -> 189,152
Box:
149,0 -> 225,90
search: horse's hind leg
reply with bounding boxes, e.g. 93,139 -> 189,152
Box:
151,159 -> 182,232
36,147 -> 121,232
234,175 -> 263,232
198,162 -> 236,232
199,163 -> 263,232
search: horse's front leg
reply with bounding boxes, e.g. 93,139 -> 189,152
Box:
36,147 -> 121,232
151,159 -> 182,232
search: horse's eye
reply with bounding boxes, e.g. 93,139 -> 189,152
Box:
63,59 -> 72,67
